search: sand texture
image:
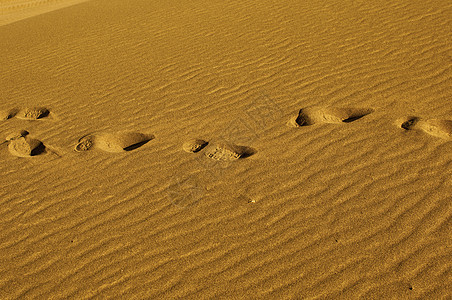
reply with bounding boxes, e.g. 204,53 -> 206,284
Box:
0,0 -> 91,26
0,0 -> 451,298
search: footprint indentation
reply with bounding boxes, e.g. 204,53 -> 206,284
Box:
16,107 -> 50,120
400,116 -> 452,139
0,109 -> 16,121
288,106 -> 373,127
400,117 -> 420,130
6,130 -> 46,157
203,143 -> 256,160
183,139 -> 209,153
75,131 -> 154,153
183,138 -> 256,160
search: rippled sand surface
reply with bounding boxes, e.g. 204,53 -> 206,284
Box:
0,0 -> 451,298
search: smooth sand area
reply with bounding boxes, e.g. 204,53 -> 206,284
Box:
0,0 -> 91,26
0,0 -> 451,298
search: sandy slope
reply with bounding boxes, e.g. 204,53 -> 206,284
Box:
0,0 -> 451,298
0,0 -> 91,26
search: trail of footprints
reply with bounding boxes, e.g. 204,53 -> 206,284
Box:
0,107 -> 51,121
285,106 -> 451,139
0,107 -> 53,158
1,105 -> 451,159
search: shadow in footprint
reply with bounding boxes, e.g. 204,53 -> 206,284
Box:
400,117 -> 420,130
288,106 -> 373,127
236,146 -> 256,158
30,142 -> 46,156
124,139 -> 152,151
343,114 -> 369,123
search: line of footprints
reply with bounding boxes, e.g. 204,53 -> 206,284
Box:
1,106 -> 451,159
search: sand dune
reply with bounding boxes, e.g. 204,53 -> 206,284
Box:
0,0 -> 451,298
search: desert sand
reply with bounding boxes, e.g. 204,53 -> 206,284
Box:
0,0 -> 451,298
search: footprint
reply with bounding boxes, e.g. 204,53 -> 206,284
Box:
0,109 -> 17,121
183,138 -> 256,160
75,131 -> 154,153
16,107 -> 50,120
287,106 -> 373,127
203,142 -> 256,160
183,139 -> 209,153
399,116 -> 452,140
5,130 -> 47,157
400,116 -> 420,130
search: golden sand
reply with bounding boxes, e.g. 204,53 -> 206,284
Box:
0,0 -> 451,298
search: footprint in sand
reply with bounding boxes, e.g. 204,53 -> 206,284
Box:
74,131 -> 154,153
399,116 -> 452,140
183,138 -> 256,160
287,106 -> 373,127
4,130 -> 47,157
15,107 -> 51,120
182,139 -> 209,153
1,107 -> 54,121
0,109 -> 17,121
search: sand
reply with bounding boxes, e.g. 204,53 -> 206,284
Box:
0,0 -> 451,298
0,0 -> 91,26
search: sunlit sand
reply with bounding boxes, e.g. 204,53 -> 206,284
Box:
0,0 -> 450,298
